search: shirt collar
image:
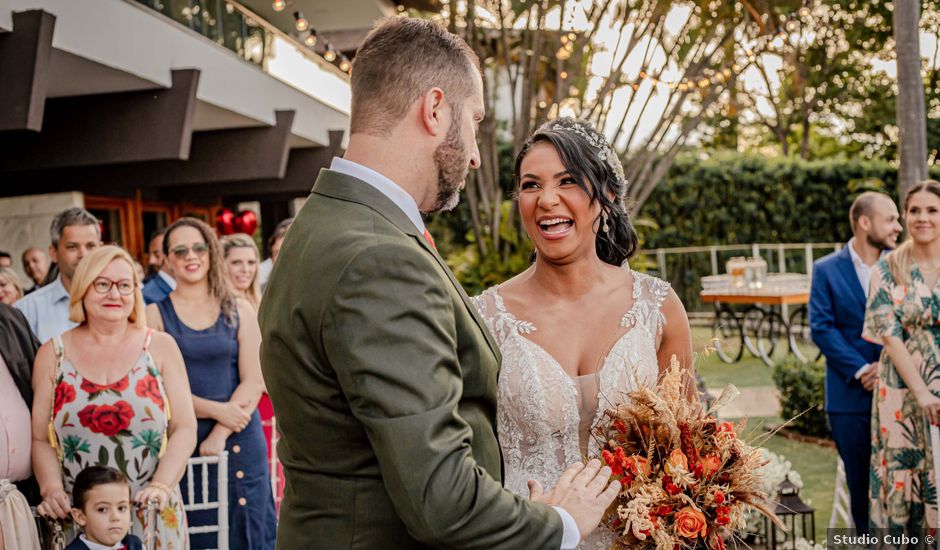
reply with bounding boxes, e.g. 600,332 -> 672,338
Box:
79,534 -> 124,550
157,270 -> 177,290
329,157 -> 426,233
50,276 -> 70,304
848,237 -> 886,268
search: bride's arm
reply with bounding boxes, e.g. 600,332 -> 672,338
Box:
656,289 -> 694,399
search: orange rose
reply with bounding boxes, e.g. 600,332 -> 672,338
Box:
664,449 -> 689,476
700,454 -> 722,477
675,506 -> 708,539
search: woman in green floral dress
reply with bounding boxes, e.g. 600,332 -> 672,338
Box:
864,180 -> 940,530
31,246 -> 197,548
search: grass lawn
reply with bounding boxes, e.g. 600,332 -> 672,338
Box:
692,327 -> 775,388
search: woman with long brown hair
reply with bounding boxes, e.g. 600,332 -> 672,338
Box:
146,218 -> 275,549
865,179 -> 940,530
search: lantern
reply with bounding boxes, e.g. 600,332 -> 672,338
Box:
762,478 -> 816,549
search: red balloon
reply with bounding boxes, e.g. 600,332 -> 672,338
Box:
234,210 -> 258,236
216,208 -> 236,235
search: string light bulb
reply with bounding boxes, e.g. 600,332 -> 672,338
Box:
324,49 -> 337,62
304,32 -> 317,47
272,0 -> 286,11
560,71 -> 568,79
339,59 -> 351,72
294,11 -> 309,31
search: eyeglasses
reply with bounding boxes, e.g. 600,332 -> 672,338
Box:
92,278 -> 136,296
170,242 -> 210,259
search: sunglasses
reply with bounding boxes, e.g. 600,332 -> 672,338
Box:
170,242 -> 210,259
92,278 -> 136,296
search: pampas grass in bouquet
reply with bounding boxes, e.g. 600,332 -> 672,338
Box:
593,357 -> 781,550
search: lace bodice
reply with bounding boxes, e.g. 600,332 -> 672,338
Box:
472,270 -> 670,549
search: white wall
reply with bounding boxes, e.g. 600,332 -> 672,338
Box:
0,0 -> 12,31
11,0 -> 349,146
0,192 -> 83,284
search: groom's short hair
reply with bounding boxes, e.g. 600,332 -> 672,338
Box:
350,17 -> 481,136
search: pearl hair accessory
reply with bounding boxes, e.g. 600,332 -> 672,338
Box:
547,119 -> 628,191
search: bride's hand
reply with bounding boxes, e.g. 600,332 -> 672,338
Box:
528,459 -> 620,540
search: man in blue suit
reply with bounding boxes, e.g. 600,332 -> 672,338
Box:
810,191 -> 901,532
141,229 -> 175,305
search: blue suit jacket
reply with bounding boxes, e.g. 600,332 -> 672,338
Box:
142,274 -> 172,306
809,245 -> 882,413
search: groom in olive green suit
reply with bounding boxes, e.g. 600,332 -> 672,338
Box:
259,18 -> 618,549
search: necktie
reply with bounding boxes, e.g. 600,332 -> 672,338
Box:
423,229 -> 437,252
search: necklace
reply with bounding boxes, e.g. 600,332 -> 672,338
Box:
915,258 -> 940,274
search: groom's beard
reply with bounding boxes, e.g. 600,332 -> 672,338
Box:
430,113 -> 468,213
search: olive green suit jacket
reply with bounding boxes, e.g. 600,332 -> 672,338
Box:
259,169 -> 564,549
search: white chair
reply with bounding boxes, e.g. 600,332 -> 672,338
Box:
262,417 -> 283,510
182,452 -> 230,550
829,458 -> 852,529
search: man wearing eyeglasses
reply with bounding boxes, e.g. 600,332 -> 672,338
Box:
141,229 -> 176,305
15,207 -> 102,343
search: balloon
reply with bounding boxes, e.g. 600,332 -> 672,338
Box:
216,208 -> 236,235
234,210 -> 259,236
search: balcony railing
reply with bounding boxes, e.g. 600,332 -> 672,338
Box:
133,0 -> 351,113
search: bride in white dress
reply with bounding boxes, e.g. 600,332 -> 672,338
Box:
473,117 -> 693,549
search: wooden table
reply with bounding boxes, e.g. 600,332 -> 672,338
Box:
700,288 -> 810,367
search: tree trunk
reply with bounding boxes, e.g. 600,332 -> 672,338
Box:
894,0 -> 929,200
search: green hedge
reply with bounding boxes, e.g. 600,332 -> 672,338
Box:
640,151 -> 940,249
772,358 -> 830,439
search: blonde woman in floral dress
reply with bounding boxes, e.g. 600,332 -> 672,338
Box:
31,246 -> 197,548
864,180 -> 940,530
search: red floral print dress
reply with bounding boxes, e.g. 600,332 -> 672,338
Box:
50,331 -> 188,550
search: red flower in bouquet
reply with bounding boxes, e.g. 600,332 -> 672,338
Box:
700,454 -> 722,478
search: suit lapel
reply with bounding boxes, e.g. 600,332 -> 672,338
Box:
313,170 -> 501,362
412,233 -> 501,361
835,245 -> 867,305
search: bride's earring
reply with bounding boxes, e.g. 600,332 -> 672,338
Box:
602,213 -> 609,233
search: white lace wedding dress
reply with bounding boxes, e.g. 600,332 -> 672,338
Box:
472,270 -> 670,549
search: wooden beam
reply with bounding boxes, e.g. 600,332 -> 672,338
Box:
161,129 -> 344,200
0,69 -> 199,171
0,10 -> 56,131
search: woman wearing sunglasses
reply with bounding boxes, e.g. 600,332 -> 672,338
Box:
30,245 -> 196,547
146,218 -> 276,549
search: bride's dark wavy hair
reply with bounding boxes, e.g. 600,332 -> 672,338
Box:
513,117 -> 638,266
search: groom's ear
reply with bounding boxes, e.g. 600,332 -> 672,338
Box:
419,87 -> 447,137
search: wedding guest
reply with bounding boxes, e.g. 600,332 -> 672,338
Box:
65,466 -> 143,550
222,234 -> 261,310
810,191 -> 901,532
143,230 -> 166,284
222,233 -> 282,509
864,180 -> 940,530
142,230 -> 176,306
16,208 -> 101,343
0,303 -> 41,550
0,252 -> 11,269
146,218 -> 275,549
31,245 -> 195,548
257,218 -> 292,291
0,267 -> 24,305
21,247 -> 50,294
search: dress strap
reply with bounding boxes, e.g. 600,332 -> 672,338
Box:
143,328 -> 154,351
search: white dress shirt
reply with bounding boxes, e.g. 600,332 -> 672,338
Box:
14,276 -> 75,344
79,534 -> 127,550
328,157 -> 581,549
847,237 -> 882,379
